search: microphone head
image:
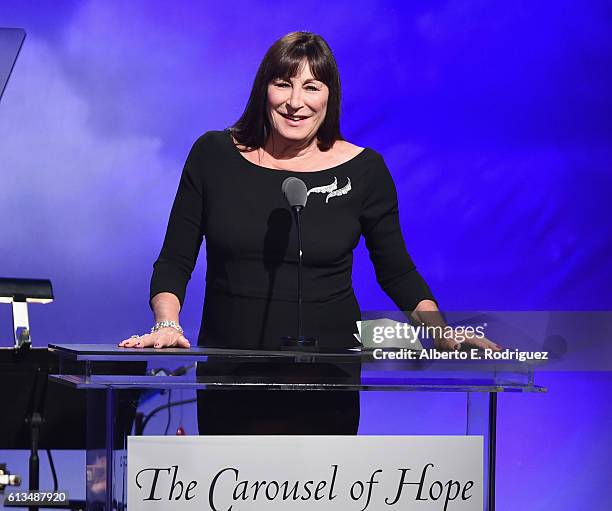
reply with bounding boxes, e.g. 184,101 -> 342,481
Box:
282,177 -> 308,208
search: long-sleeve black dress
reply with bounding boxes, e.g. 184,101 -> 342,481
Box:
150,129 -> 436,434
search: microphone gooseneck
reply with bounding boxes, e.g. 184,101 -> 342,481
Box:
280,177 -> 318,351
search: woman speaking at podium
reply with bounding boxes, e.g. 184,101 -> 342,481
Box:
119,32 -> 498,434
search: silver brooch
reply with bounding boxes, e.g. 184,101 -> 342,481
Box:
307,177 -> 351,204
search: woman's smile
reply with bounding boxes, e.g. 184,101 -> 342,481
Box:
280,112 -> 311,126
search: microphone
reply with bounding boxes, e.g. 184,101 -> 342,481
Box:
282,177 -> 308,209
280,177 -> 318,351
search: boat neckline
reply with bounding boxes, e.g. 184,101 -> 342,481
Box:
224,128 -> 369,174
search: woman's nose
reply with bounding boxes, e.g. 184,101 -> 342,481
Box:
287,89 -> 304,110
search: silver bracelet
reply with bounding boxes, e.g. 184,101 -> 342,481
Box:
151,320 -> 184,335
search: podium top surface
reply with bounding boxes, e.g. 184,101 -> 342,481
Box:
48,343 -> 365,361
46,343 -> 547,393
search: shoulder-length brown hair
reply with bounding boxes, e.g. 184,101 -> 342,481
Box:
230,31 -> 344,152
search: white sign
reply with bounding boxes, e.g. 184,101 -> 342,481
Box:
127,435 -> 483,511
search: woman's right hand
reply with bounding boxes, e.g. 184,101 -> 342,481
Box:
118,327 -> 191,349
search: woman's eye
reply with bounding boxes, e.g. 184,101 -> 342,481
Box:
273,82 -> 319,91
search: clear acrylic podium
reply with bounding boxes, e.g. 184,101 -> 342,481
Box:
48,343 -> 546,511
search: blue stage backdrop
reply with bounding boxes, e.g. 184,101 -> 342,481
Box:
1,1 -> 610,509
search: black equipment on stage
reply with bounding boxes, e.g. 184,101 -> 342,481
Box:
0,278 -> 54,351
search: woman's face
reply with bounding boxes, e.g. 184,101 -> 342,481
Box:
267,60 -> 329,144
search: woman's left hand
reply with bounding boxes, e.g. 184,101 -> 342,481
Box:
460,333 -> 502,352
412,301 -> 503,352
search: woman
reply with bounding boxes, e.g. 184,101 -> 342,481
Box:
119,31 -> 499,434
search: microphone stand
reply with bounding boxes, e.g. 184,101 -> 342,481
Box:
295,207 -> 304,340
281,205 -> 318,351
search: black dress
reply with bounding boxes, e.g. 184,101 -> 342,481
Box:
150,129 -> 436,434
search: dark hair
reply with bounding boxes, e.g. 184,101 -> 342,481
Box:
230,31 -> 343,152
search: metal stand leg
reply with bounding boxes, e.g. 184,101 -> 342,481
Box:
466,392 -> 497,511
